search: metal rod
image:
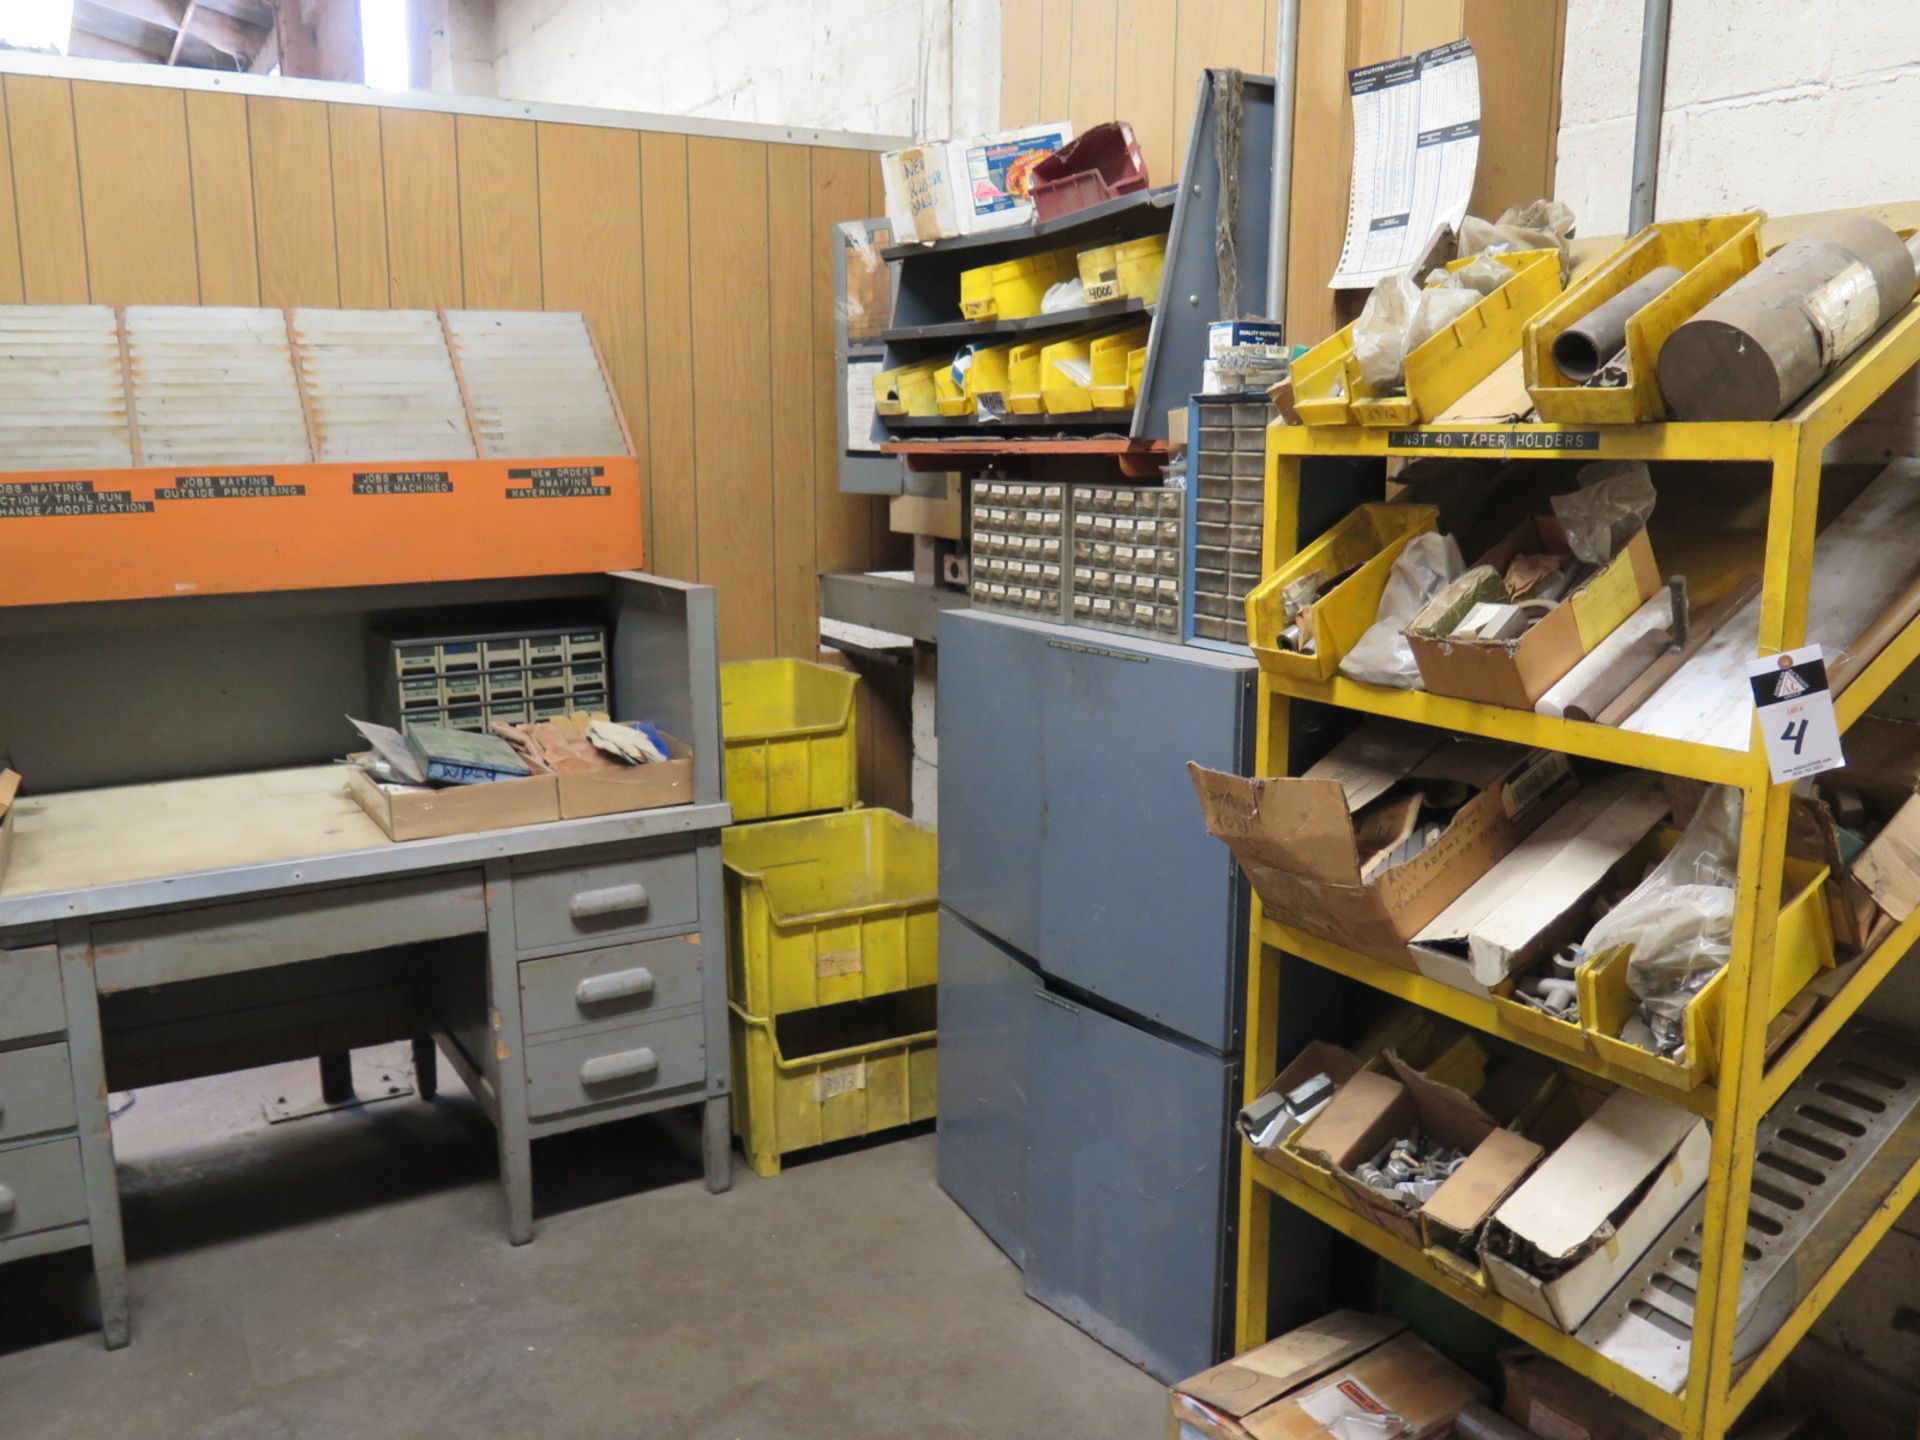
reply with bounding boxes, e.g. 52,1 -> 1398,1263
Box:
1265,0 -> 1302,328
1628,0 -> 1674,231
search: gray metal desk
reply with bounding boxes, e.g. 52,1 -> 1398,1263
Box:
0,572 -> 733,1349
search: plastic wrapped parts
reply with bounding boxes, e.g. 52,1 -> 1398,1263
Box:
1338,532 -> 1465,689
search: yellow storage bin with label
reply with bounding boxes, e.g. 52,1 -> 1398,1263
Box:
1245,503 -> 1440,679
1078,244 -> 1121,304
723,808 -> 938,1017
1088,324 -> 1151,410
1115,233 -> 1168,305
959,265 -> 997,320
730,988 -> 937,1177
1523,213 -> 1765,424
720,658 -> 859,820
1289,325 -> 1358,426
873,359 -> 942,417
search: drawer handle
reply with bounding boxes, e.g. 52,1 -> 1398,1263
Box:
569,883 -> 650,922
580,1047 -> 658,1087
575,967 -> 655,1006
0,1185 -> 13,1219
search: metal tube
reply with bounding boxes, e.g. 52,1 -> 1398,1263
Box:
1551,263 -> 1684,380
1628,0 -> 1674,232
1265,0 -> 1302,328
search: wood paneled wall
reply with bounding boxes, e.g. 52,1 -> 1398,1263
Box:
0,70 -> 901,662
1001,0 -> 1568,345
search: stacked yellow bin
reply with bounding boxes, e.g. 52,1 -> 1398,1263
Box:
718,659 -> 939,1177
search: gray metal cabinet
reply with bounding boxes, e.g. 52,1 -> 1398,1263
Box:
935,609 -> 1257,1383
1023,986 -> 1239,1384
935,910 -> 1035,1269
939,611 -> 1253,1051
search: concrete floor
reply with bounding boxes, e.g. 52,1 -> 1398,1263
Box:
0,1046 -> 1165,1439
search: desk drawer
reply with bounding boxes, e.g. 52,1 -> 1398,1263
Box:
0,948 -> 65,1046
0,1137 -> 87,1239
0,1045 -> 75,1143
519,936 -> 704,1037
511,845 -> 699,952
526,1012 -> 706,1119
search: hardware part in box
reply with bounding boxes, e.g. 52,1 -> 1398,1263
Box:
968,479 -> 1067,619
1068,482 -> 1184,638
370,625 -> 609,734
1191,397 -> 1269,645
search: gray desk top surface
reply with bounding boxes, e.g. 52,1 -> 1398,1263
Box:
0,766 -> 731,930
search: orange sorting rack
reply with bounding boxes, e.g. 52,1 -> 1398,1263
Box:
0,306 -> 644,606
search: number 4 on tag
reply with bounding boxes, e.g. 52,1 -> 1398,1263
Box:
1746,644 -> 1845,783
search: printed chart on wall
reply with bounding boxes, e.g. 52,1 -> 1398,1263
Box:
1330,39 -> 1482,290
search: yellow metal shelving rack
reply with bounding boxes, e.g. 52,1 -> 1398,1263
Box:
1236,301 -> 1920,1440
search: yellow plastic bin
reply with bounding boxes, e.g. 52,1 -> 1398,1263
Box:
959,265 -> 997,320
1008,339 -> 1048,413
723,808 -> 938,1016
730,988 -> 938,1177
873,359 -> 942,417
937,341 -> 1015,418
1292,249 -> 1561,427
1245,503 -> 1440,680
1523,213 -> 1765,424
1088,324 -> 1151,409
1580,848 -> 1832,1088
1078,243 -> 1120,303
961,246 -> 1077,323
1349,249 -> 1563,425
1115,233 -> 1168,304
720,658 -> 859,820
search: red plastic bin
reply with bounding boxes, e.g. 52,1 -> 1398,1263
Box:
1028,122 -> 1149,222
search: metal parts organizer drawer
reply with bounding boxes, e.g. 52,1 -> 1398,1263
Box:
0,1136 -> 88,1240
526,1012 -> 706,1119
519,936 -> 704,1037
0,947 -> 65,1047
0,1044 -> 76,1144
511,844 -> 700,952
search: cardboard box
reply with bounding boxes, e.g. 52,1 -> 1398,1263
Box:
1239,1040 -> 1363,1156
1410,771 -> 1670,994
1481,1088 -> 1710,1331
1499,1351 -> 1678,1440
1189,720 -> 1576,965
1420,1127 -> 1544,1261
890,477 -> 963,540
881,123 -> 1073,242
1171,1312 -> 1483,1440
0,769 -> 17,889
1293,1054 -> 1499,1249
1408,519 -> 1661,710
555,733 -> 695,819
347,766 -> 560,841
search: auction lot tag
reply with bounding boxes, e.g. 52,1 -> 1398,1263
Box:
1747,645 -> 1844,782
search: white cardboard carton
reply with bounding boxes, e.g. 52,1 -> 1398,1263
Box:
881,123 -> 1074,242
1409,771 -> 1670,994
1481,1089 -> 1710,1331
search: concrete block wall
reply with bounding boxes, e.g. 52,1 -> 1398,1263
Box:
1557,0 -> 1920,237
443,0 -> 1001,138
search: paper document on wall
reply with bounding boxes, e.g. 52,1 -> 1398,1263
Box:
846,357 -> 881,453
1330,39 -> 1481,290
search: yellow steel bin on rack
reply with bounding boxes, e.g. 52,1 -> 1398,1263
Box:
1579,850 -> 1833,1088
1289,324 -> 1359,426
1348,248 -> 1563,425
1523,213 -> 1765,424
722,808 -> 938,1016
729,988 -> 938,1177
720,658 -> 860,820
1245,504 -> 1440,680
